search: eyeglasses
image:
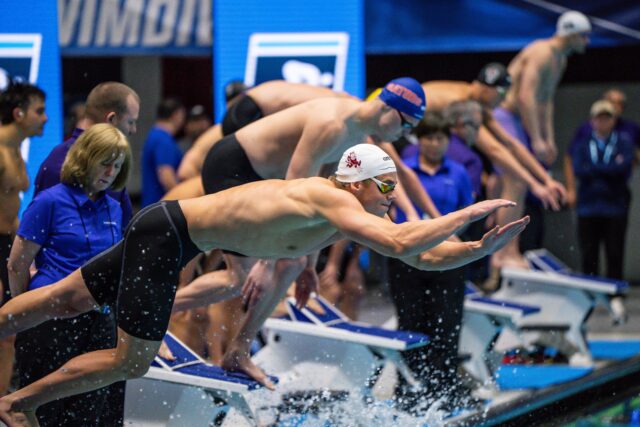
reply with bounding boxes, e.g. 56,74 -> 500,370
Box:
369,176 -> 396,194
395,109 -> 415,130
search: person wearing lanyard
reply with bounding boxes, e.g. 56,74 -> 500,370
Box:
7,124 -> 131,426
564,100 -> 635,323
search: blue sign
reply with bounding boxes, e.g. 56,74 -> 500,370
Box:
245,32 -> 350,90
58,0 -> 212,56
0,34 -> 44,168
1,2 -> 63,216
213,0 -> 364,121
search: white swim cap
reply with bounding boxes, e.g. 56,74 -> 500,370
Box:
335,144 -> 396,183
556,11 -> 591,37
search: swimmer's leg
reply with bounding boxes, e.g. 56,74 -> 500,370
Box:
0,327 -> 160,424
222,257 -> 306,389
490,175 -> 529,270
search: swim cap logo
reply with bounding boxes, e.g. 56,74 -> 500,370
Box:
385,83 -> 422,107
345,151 -> 361,168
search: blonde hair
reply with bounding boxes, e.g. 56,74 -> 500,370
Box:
61,124 -> 132,191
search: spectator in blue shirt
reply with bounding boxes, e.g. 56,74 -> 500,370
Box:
388,112 -> 475,412
141,98 -> 186,206
8,124 -> 131,426
34,81 -> 139,228
564,100 -> 635,280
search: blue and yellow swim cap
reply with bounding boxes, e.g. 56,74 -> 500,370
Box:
378,77 -> 426,120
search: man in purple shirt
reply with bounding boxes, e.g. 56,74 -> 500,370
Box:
34,82 -> 140,226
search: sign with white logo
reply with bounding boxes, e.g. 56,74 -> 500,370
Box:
1,0 -> 63,217
213,0 -> 364,121
0,34 -> 41,88
244,32 -> 349,91
0,34 -> 43,163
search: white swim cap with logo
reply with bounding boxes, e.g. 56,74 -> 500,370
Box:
335,144 -> 397,183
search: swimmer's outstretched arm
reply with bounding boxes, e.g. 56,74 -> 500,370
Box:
316,188 -> 516,259
400,216 -> 529,271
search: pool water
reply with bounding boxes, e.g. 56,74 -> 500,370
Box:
563,395 -> 640,427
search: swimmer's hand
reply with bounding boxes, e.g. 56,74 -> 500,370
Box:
463,199 -> 517,223
242,260 -> 276,310
531,138 -> 558,166
479,216 -> 530,255
157,340 -> 175,361
294,267 -> 319,309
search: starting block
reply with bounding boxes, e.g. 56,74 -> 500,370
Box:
254,295 -> 429,394
492,250 -> 629,364
460,282 -> 541,388
124,331 -> 277,426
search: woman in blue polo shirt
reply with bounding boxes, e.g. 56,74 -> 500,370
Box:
7,124 -> 131,426
388,112 -> 475,412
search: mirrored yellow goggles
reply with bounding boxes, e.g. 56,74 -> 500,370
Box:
369,176 -> 396,194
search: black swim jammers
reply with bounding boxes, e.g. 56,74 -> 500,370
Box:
221,94 -> 264,136
81,201 -> 201,341
201,134 -> 263,195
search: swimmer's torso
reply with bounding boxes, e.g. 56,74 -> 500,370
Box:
502,39 -> 567,113
0,146 -> 29,234
249,80 -> 345,116
421,81 -> 471,112
235,97 -> 367,179
180,178 -> 342,258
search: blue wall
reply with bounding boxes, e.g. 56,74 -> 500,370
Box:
213,0 -> 365,120
1,0 -> 63,215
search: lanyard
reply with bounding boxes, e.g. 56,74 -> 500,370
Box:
589,131 -> 617,165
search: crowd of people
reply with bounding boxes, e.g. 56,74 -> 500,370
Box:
0,9 -> 637,426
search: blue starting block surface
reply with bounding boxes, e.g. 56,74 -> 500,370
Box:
276,296 -> 429,351
465,295 -> 541,318
502,267 -> 629,295
589,339 -> 640,360
495,365 -> 593,390
525,249 -> 629,294
151,332 -> 278,391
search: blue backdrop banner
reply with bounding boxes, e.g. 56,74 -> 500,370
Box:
59,0 -> 212,55
1,1 -> 63,216
57,1 -> 640,56
365,0 -> 640,54
213,0 -> 365,121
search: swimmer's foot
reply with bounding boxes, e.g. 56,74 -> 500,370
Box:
490,253 -> 530,271
480,268 -> 502,293
482,254 -> 530,293
222,348 -> 275,390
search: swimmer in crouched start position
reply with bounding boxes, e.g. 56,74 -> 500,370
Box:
0,144 -> 528,426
